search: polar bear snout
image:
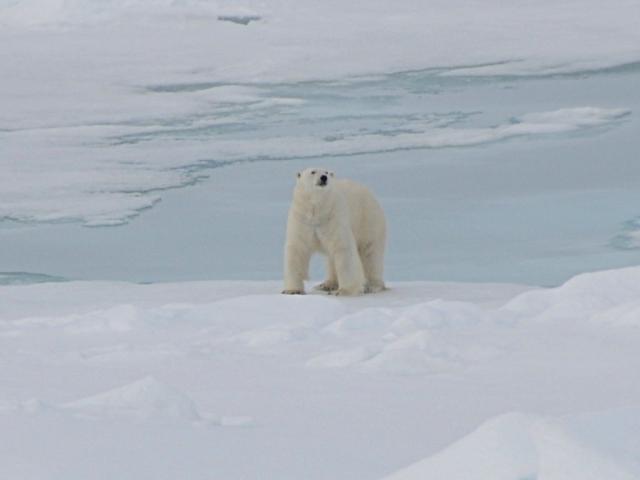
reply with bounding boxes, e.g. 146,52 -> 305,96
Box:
297,168 -> 335,190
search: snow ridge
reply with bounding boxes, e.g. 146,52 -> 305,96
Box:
384,410 -> 639,480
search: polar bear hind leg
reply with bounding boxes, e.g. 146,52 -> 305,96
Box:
332,245 -> 366,296
360,241 -> 386,293
315,257 -> 339,292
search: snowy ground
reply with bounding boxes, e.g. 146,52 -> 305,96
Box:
2,267 -> 640,479
2,1 -> 640,478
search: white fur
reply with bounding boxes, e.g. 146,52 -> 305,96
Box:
282,168 -> 386,296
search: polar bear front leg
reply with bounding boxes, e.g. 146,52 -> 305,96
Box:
283,242 -> 311,294
332,241 -> 365,296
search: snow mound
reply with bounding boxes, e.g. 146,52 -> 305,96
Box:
63,304 -> 140,334
1,271 -> 640,478
4,267 -> 640,378
199,294 -> 346,348
324,308 -> 395,336
63,376 -> 202,423
307,268 -> 640,374
361,332 -> 466,375
306,346 -> 378,368
11,304 -> 153,333
229,325 -> 308,347
501,265 -> 640,324
210,294 -> 346,329
308,299 -> 494,375
1,376 -> 254,428
384,410 -> 639,480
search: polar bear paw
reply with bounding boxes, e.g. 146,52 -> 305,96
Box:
364,283 -> 387,294
314,280 -> 339,292
282,289 -> 305,295
330,286 -> 365,296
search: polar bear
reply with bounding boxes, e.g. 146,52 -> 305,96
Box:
282,167 -> 386,296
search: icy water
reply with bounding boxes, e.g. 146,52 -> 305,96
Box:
2,66 -> 640,286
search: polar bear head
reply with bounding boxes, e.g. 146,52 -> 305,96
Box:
296,167 -> 335,191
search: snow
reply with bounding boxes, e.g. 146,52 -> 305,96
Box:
63,376 -> 204,423
2,267 -> 640,478
2,1 -> 640,476
1,92 -> 629,226
384,410 -> 640,480
1,0 -> 640,226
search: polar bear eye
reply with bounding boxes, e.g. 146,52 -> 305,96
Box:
311,170 -> 316,175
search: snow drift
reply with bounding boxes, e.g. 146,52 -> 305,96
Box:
384,410 -> 640,480
1,267 -> 640,478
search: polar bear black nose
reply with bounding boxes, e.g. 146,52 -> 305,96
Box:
320,174 -> 328,183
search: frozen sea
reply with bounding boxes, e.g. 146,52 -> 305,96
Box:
1,63 -> 639,286
2,0 -> 640,286
3,2 -> 640,479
